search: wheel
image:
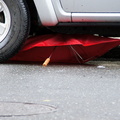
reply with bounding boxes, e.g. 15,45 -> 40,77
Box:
0,0 -> 30,62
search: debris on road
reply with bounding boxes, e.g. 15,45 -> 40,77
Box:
97,66 -> 106,69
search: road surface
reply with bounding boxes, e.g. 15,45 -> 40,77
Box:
0,60 -> 120,120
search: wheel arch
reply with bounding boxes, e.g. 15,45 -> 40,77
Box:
24,0 -> 42,33
28,0 -> 58,26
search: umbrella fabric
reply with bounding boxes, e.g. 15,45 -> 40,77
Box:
11,34 -> 120,64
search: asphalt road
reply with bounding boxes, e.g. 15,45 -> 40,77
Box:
0,60 -> 120,120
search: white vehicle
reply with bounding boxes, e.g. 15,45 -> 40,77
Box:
0,0 -> 120,61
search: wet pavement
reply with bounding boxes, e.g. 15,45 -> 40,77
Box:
0,58 -> 120,120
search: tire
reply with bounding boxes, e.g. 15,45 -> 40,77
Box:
0,0 -> 30,62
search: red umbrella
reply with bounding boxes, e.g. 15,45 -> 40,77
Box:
11,34 -> 120,65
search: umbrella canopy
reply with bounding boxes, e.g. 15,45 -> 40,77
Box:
11,34 -> 120,64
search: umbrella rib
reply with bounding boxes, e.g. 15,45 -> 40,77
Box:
72,48 -> 82,64
49,46 -> 57,58
70,45 -> 84,63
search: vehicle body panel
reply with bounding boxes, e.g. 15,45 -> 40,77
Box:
72,13 -> 120,22
51,0 -> 71,22
60,0 -> 120,12
33,0 -> 58,26
33,0 -> 120,26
